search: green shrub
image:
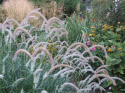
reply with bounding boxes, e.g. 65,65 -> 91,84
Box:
85,23 -> 125,92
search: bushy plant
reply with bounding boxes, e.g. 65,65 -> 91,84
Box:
2,0 -> 35,22
84,23 -> 125,92
65,13 -> 91,43
29,0 -> 64,19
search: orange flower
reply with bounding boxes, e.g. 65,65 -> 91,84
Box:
91,31 -> 94,33
109,26 -> 113,28
118,48 -> 121,50
102,29 -> 105,31
102,60 -> 105,63
111,29 -> 114,30
93,34 -> 95,36
108,48 -> 112,52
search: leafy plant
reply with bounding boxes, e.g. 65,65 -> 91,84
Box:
85,23 -> 125,92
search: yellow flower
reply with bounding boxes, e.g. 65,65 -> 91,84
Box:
118,39 -> 121,40
102,29 -> 105,31
40,45 -> 43,47
109,26 -> 113,28
91,31 -> 94,33
123,27 -> 125,30
118,48 -> 121,50
118,22 -> 120,24
48,40 -> 50,42
93,34 -> 95,36
85,33 -> 87,36
89,34 -> 93,36
91,26 -> 96,29
120,26 -> 123,28
108,48 -> 112,52
115,33 -> 117,34
14,23 -> 17,25
104,26 -> 108,28
102,60 -> 105,63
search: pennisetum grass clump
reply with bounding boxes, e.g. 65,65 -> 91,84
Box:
0,9 -> 125,93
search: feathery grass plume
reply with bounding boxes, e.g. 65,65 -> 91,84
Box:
82,45 -> 107,59
13,49 -> 33,61
47,64 -> 72,75
33,52 -> 46,62
41,90 -> 48,93
12,78 -> 25,86
65,49 -> 82,56
32,47 -> 54,68
13,27 -> 32,42
34,69 -> 43,75
21,8 -> 47,30
2,18 -> 20,33
29,27 -> 36,33
111,77 -> 125,84
0,75 -> 4,79
85,56 -> 104,64
95,65 -> 107,72
95,69 -> 108,75
46,28 -> 68,42
25,36 -> 35,49
60,82 -> 79,92
45,17 -> 63,33
67,42 -> 88,50
60,41 -> 69,47
2,54 -> 9,74
60,69 -> 77,77
3,0 -> 35,22
20,89 -> 25,93
4,29 -> 13,43
33,69 -> 43,88
88,74 -> 116,86
53,68 -> 71,79
67,43 -> 95,62
34,42 -> 50,49
78,75 -> 91,87
86,82 -> 105,92
58,46 -> 68,53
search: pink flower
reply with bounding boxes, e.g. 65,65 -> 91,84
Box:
91,48 -> 94,50
84,41 -> 87,45
91,47 -> 96,51
87,41 -> 90,45
82,34 -> 86,39
93,47 -> 96,51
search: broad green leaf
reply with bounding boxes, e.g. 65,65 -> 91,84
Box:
116,28 -> 122,32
